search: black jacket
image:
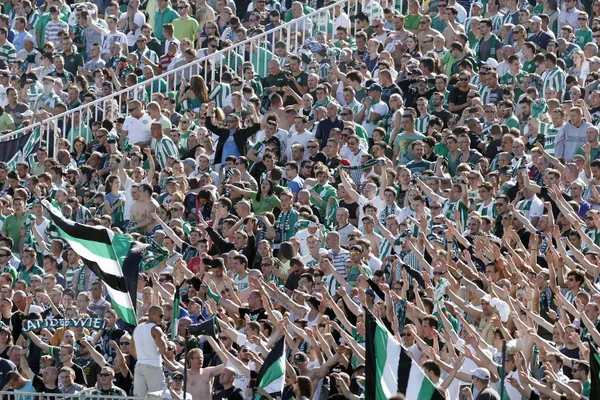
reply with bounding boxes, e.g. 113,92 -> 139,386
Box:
206,117 -> 261,166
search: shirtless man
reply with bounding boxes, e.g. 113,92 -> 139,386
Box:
417,16 -> 441,44
442,6 -> 465,44
129,183 -> 158,233
292,349 -> 340,396
361,215 -> 382,256
164,347 -> 225,399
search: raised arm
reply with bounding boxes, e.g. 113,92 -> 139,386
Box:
26,331 -> 51,353
339,169 -> 361,202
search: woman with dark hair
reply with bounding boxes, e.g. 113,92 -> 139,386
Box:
103,175 -> 126,229
293,376 -> 313,400
0,325 -> 13,359
178,75 -> 210,113
195,188 -> 214,222
225,179 -> 281,214
71,136 -> 90,167
405,34 -> 422,60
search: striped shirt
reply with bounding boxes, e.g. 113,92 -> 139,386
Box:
475,199 -> 498,218
28,81 -> 43,109
540,122 -> 559,156
415,114 -> 431,134
0,42 -> 16,65
442,199 -> 469,231
34,92 -> 60,110
480,85 -> 491,105
329,248 -> 350,280
541,66 -> 566,99
152,135 -> 179,170
321,274 -> 340,296
45,20 -> 69,47
209,82 -> 232,109
490,13 -> 505,30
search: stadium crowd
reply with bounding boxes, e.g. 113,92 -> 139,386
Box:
3,0 -> 600,398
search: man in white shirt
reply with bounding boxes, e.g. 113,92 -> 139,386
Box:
118,0 -> 146,48
285,115 -> 315,161
121,100 -> 153,147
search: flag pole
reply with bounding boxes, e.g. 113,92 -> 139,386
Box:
499,340 -> 507,400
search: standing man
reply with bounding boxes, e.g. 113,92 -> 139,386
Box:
541,53 -> 567,100
131,305 -> 168,397
150,121 -> 179,170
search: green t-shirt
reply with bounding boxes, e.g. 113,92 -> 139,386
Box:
404,13 -> 422,30
17,264 -> 45,285
523,59 -> 536,73
0,112 -> 14,131
309,183 -> 337,215
500,71 -> 525,100
250,192 -> 281,214
154,7 -> 180,42
575,27 -> 593,48
503,114 -> 520,129
172,17 -> 200,41
1,213 -> 28,252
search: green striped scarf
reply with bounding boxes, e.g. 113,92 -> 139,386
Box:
339,158 -> 383,171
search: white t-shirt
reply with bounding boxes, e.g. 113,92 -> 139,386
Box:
119,11 -> 146,47
286,130 -> 315,161
363,101 -> 389,138
357,195 -> 384,228
517,195 -> 544,220
123,113 -> 152,144
101,31 -> 128,55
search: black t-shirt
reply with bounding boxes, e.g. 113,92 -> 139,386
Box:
32,374 -> 61,393
309,152 -> 327,164
75,356 -> 102,387
560,346 -> 580,378
238,307 -> 268,322
71,363 -> 87,386
339,200 -> 359,222
284,267 -> 315,291
381,83 -> 402,103
213,386 -> 245,400
4,102 -> 28,122
431,109 -> 453,127
475,387 -> 501,400
486,138 -> 502,160
326,156 -> 342,170
448,87 -> 468,108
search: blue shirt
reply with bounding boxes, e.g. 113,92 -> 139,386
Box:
529,31 -> 553,50
12,31 -> 30,52
221,131 -> 241,163
14,381 -> 36,400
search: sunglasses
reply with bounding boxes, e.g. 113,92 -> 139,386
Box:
120,342 -> 130,345
100,373 -> 112,377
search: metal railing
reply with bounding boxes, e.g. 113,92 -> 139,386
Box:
2,0 -> 362,156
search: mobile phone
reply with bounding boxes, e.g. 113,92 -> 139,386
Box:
469,107 -> 477,113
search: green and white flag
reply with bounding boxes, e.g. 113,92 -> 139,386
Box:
255,337 -> 285,399
364,308 -> 445,400
42,200 -> 144,326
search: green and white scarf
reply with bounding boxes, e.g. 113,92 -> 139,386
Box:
339,158 -> 383,171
